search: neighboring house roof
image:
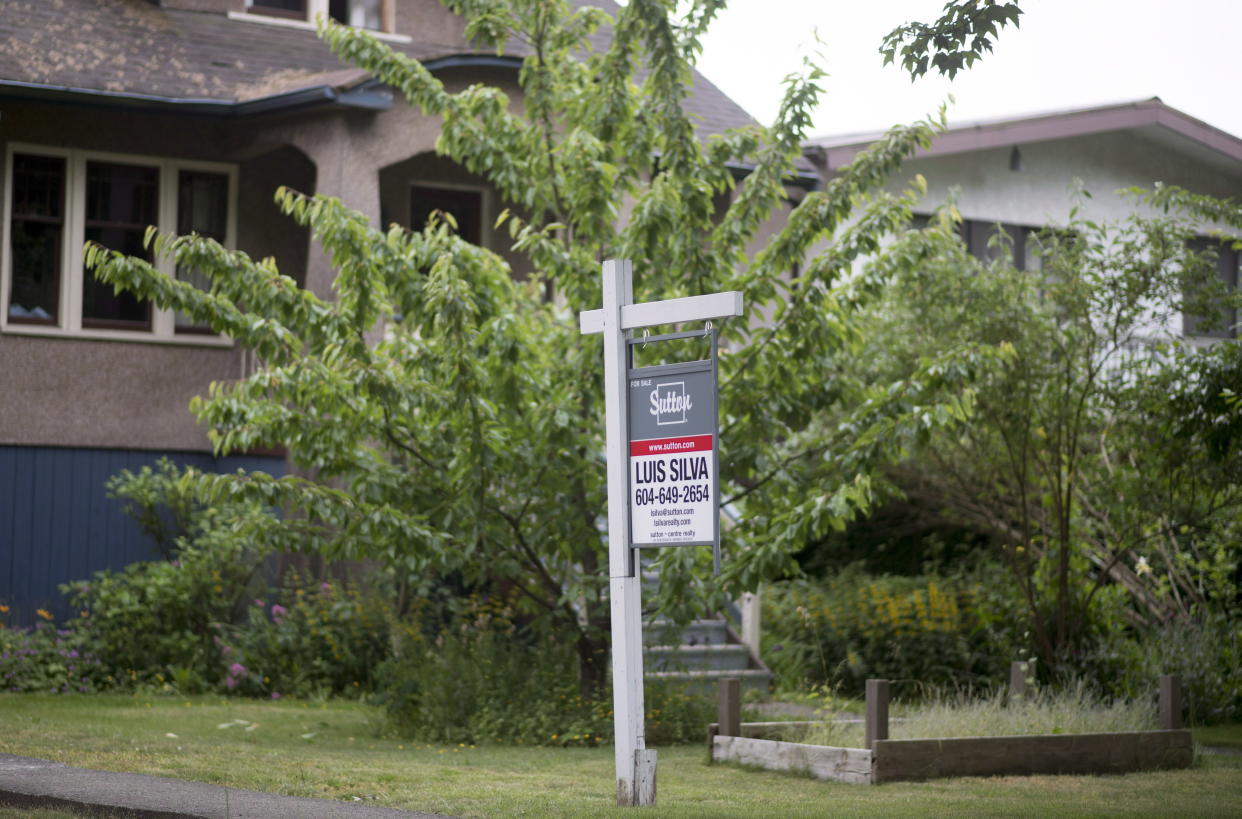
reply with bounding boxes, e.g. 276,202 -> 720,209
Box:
0,0 -> 759,139
806,98 -> 1242,174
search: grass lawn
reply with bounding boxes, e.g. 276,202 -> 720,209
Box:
1196,723 -> 1242,751
1,694 -> 1239,817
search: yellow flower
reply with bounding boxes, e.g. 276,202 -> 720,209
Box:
35,608 -> 54,621
0,604 -> 10,613
1136,556 -> 1152,577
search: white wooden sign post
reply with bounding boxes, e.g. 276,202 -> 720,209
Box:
580,259 -> 743,807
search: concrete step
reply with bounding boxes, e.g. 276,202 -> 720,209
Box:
646,668 -> 773,697
645,643 -> 751,672
644,618 -> 729,646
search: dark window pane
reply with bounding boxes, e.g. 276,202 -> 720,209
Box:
961,219 -> 1029,270
86,162 -> 157,227
12,154 -> 64,219
82,161 -> 157,329
8,154 -> 64,323
251,0 -> 306,17
410,184 -> 483,246
1184,239 -> 1239,339
178,171 -> 228,239
176,171 -> 228,332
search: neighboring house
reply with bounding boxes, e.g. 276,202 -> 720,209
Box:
0,0 -> 765,624
803,98 -> 1242,341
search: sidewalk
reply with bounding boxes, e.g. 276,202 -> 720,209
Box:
0,753 -> 451,819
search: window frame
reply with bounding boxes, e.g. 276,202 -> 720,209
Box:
230,0 -> 411,43
1,143 -> 238,347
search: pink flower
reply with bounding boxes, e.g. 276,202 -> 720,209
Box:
321,582 -> 331,592
225,676 -> 238,690
270,604 -> 288,622
270,692 -> 282,700
229,662 -> 247,677
253,599 -> 265,607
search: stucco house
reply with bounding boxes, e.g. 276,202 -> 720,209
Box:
803,98 -> 1242,341
0,0 -> 766,623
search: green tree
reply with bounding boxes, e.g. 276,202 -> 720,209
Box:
84,0 -> 1021,694
840,193 -> 1241,676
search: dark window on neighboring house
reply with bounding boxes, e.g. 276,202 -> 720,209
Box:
1184,238 -> 1240,339
410,185 -> 483,246
175,170 -> 230,333
961,219 -> 1035,271
7,154 -> 64,324
82,161 -> 157,329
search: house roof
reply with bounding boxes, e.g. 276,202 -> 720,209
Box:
806,98 -> 1242,174
0,0 -> 759,140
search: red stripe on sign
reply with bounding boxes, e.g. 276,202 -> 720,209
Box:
629,434 -> 713,457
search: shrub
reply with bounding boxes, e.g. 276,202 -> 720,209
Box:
61,460 -> 274,689
216,574 -> 392,698
0,615 -> 107,694
62,527 -> 269,689
763,565 -> 1017,697
1088,612 -> 1242,725
376,594 -> 712,746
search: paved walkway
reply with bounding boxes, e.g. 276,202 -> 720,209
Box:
0,754 -> 451,819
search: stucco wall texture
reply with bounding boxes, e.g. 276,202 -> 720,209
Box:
0,334 -> 241,450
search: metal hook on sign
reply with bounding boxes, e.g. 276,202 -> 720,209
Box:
703,320 -> 713,337
641,328 -> 651,348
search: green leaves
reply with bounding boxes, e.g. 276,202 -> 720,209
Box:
880,0 -> 1022,80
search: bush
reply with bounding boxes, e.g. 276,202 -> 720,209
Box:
1088,612 -> 1242,725
763,565 -> 1017,697
376,594 -> 713,746
62,528 -> 268,689
0,613 -> 107,694
216,574 -> 392,698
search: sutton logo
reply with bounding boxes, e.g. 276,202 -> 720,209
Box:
650,381 -> 692,425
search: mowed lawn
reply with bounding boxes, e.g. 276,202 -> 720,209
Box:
0,695 -> 1239,817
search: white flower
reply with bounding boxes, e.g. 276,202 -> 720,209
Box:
1135,556 -> 1152,577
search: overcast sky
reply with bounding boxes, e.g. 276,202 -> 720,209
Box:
695,0 -> 1241,140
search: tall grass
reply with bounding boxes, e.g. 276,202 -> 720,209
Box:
799,682 -> 1156,748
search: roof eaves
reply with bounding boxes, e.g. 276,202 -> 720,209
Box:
806,98 -> 1242,171
0,78 -> 392,117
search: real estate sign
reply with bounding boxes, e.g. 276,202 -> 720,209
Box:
627,358 -> 717,547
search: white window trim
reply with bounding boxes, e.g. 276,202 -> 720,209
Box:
229,0 -> 412,43
1,143 -> 237,347
408,181 -> 492,249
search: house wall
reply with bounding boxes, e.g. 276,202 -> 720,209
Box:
0,101 -> 325,451
898,131 -> 1242,227
392,0 -> 469,45
0,445 -> 284,626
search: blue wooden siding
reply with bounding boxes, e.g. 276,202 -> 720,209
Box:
0,446 -> 285,626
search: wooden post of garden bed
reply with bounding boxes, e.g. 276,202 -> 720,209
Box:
865,679 -> 889,750
1160,674 -> 1183,730
719,677 -> 741,738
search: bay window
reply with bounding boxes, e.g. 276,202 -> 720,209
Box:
2,146 -> 236,345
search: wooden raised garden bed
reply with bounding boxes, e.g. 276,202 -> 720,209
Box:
708,674 -> 1195,785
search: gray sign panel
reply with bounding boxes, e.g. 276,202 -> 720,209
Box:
628,363 -> 715,441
